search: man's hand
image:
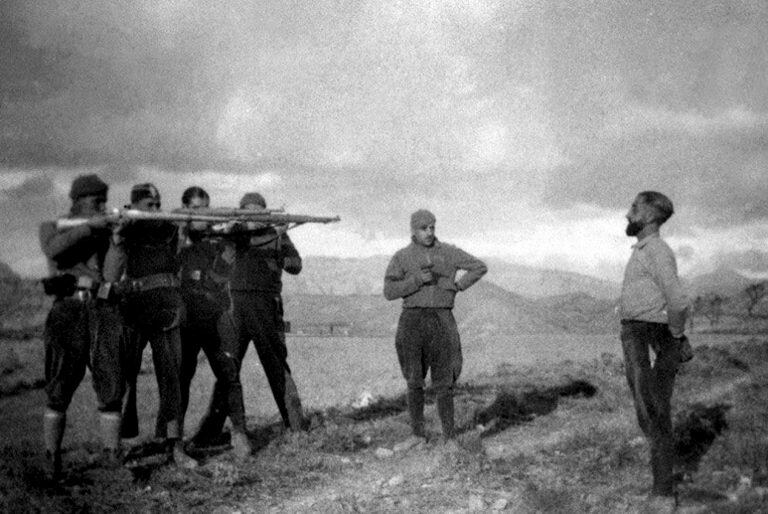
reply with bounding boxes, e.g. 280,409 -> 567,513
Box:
220,243 -> 236,265
418,266 -> 434,285
87,215 -> 112,230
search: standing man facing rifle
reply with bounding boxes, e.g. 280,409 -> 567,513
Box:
105,183 -> 197,469
384,209 -> 487,447
619,191 -> 689,505
38,174 -> 125,477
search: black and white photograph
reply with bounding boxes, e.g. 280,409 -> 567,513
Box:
1,1 -> 767,511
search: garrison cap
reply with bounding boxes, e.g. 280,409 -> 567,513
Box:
410,209 -> 436,230
69,174 -> 108,200
240,192 -> 267,209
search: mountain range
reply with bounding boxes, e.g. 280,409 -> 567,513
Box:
3,253 -> 766,337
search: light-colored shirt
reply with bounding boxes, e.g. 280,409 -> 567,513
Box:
619,233 -> 688,335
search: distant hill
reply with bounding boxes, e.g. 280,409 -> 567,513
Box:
283,255 -> 621,300
283,281 -> 616,337
685,266 -> 761,298
482,258 -> 620,300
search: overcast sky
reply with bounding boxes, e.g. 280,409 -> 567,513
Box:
1,0 -> 767,281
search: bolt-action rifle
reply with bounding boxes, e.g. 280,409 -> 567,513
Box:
56,207 -> 341,231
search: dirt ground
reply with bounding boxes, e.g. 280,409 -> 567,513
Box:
2,336 -> 768,513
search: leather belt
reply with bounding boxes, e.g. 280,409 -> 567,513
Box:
124,273 -> 180,293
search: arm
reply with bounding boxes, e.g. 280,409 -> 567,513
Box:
383,253 -> 423,301
39,222 -> 93,261
102,238 -> 127,283
209,241 -> 234,284
280,234 -> 302,275
451,247 -> 488,291
647,242 -> 688,337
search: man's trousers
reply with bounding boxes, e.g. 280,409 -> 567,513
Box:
621,320 -> 681,496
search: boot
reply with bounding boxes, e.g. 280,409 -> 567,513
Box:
406,388 -> 426,438
43,409 -> 65,478
436,392 -> 456,440
284,372 -> 305,431
99,412 -> 122,467
190,411 -> 227,448
121,382 -> 139,439
230,430 -> 252,461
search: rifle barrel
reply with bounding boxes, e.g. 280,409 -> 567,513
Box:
56,209 -> 340,230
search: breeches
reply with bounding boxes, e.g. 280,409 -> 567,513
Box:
231,291 -> 292,423
395,308 -> 463,392
44,298 -> 126,413
123,289 -> 185,427
180,308 -> 245,428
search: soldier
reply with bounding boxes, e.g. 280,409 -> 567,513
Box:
38,174 -> 125,477
105,183 -> 197,469
619,191 -> 689,505
177,186 -> 252,459
383,209 -> 487,447
200,192 -> 305,433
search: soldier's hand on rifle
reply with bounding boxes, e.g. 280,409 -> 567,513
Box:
87,214 -> 112,229
220,243 -> 236,265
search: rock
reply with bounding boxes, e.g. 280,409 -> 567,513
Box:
375,448 -> 394,459
468,494 -> 485,511
393,435 -> 426,453
387,474 -> 404,487
490,498 -> 508,511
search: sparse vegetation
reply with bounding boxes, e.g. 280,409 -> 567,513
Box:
2,334 -> 768,512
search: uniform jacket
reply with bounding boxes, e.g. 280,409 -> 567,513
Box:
179,235 -> 232,315
229,228 -> 302,294
103,220 -> 180,281
384,238 -> 487,309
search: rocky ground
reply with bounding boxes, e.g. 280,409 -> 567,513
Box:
2,338 -> 768,513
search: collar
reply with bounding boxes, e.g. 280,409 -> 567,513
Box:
632,232 -> 659,250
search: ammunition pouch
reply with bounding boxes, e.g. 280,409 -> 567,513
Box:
42,275 -> 77,298
122,273 -> 180,294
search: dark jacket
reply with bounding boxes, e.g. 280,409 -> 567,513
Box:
179,236 -> 232,317
229,228 -> 301,294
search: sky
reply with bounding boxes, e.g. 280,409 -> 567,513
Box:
1,0 -> 767,281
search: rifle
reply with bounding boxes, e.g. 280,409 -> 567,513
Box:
56,208 -> 341,231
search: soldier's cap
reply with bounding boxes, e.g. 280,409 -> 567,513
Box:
69,174 -> 108,200
130,183 -> 161,204
240,192 -> 267,209
410,209 -> 436,230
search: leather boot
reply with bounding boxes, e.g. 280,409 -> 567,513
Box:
284,372 -> 305,431
406,388 -> 426,437
436,392 -> 456,440
43,409 -> 65,478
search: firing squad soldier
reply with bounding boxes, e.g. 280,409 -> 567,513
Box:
38,174 -> 126,477
195,192 -> 305,437
105,183 -> 197,469
177,186 -> 252,458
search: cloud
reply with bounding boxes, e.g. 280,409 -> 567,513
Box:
1,1 -> 767,279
